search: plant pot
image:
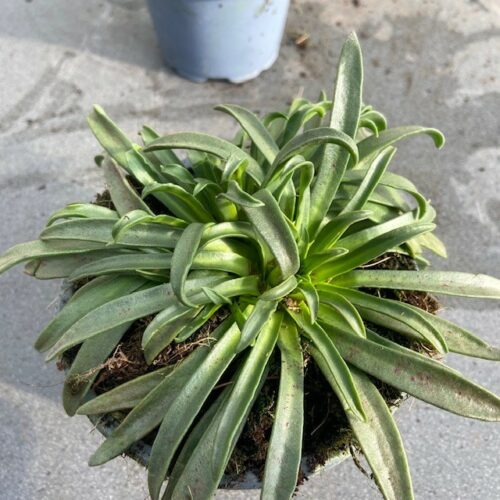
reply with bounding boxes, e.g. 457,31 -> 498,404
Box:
59,280 -> 411,491
146,0 -> 290,83
59,282 -> 352,490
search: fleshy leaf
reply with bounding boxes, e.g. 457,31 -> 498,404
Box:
171,223 -> 207,306
238,299 -> 279,351
325,286 -> 447,353
62,322 -> 131,416
262,320 -> 304,499
141,183 -> 214,223
219,180 -> 265,208
40,218 -> 181,248
314,222 -> 435,280
309,32 -> 363,235
215,104 -> 279,164
331,327 -> 500,421
288,311 -> 365,421
311,347 -> 414,500
334,270 -> 500,299
147,322 -> 241,500
35,275 -> 145,352
0,240 -> 107,274
268,126 -> 358,179
297,279 -> 320,323
356,126 -> 445,167
144,132 -> 265,184
310,210 -> 372,254
243,189 -> 300,281
102,158 -> 152,216
69,250 -> 250,281
77,366 -> 173,415
88,318 -> 234,466
341,147 -> 395,213
46,203 -> 118,226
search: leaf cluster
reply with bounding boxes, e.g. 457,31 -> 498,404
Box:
1,33 -> 499,500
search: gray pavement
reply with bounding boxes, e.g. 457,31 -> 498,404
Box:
0,0 -> 499,498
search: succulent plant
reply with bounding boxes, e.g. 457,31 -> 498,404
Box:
1,33 -> 500,500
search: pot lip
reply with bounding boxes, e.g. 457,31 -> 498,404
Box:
85,409 -> 352,490
58,281 -> 403,490
85,410 -> 353,490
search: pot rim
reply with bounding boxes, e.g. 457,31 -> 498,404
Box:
85,409 -> 352,490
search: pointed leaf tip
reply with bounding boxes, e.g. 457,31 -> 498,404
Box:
347,31 -> 360,44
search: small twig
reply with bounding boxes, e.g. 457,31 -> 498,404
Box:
46,294 -> 60,311
214,380 -> 235,390
310,395 -> 330,436
361,255 -> 393,268
294,33 -> 310,49
88,416 -> 104,434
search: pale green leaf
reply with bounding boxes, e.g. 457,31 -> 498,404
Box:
102,158 -> 153,216
62,322 -> 131,416
341,147 -> 395,213
219,180 -> 265,208
143,308 -> 200,363
311,347 -> 414,500
171,223 -> 206,306
314,223 -> 435,280
0,240 -> 107,275
47,203 -> 118,226
144,132 -> 265,184
260,275 -> 298,301
47,275 -> 227,359
175,305 -> 222,342
35,275 -> 145,352
194,313 -> 281,498
356,126 -> 445,167
238,299 -> 279,351
269,126 -> 358,179
147,322 -> 241,500
416,311 -> 500,361
215,104 -> 279,164
331,327 -> 500,421
326,286 -> 447,353
141,125 -> 182,166
289,311 -> 365,420
141,183 -> 214,223
24,249 -> 124,279
40,218 -> 181,248
309,33 -> 363,236
262,320 -> 303,500
77,366 -> 173,415
87,105 -> 134,168
318,287 -> 366,338
88,318 -> 234,466
310,210 -> 373,254
297,279 -> 319,323
69,249 -> 250,281
301,248 -> 349,274
334,270 -> 500,299
162,388 -> 231,499
243,189 -> 300,281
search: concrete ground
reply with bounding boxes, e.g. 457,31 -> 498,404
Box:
0,0 -> 499,498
